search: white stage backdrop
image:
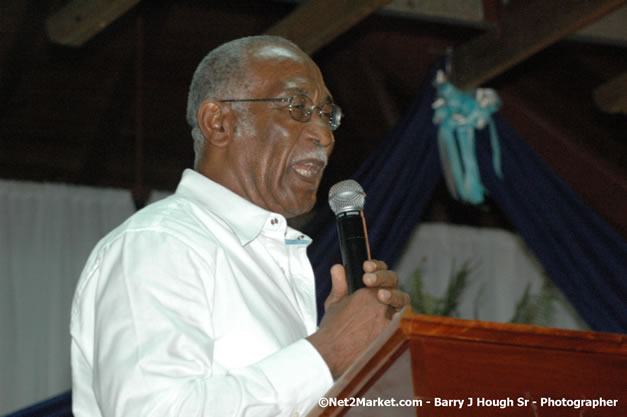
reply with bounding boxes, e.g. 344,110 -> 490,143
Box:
0,179 -> 168,415
0,179 -> 584,414
394,223 -> 586,330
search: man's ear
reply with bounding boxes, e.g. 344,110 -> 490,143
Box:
197,99 -> 232,148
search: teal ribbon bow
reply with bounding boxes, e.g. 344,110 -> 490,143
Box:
432,70 -> 503,205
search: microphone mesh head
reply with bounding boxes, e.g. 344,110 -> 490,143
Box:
328,179 -> 366,214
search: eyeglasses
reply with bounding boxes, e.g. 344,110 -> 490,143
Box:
220,94 -> 343,131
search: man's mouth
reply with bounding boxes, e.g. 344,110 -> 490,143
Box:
291,159 -> 326,180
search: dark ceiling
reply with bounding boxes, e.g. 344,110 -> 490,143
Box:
1,0 -> 625,235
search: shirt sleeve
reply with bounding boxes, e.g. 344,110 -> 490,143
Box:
71,230 -> 333,417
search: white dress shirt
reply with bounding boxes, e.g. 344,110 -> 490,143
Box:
71,169 -> 333,417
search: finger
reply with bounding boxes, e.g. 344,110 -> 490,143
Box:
363,259 -> 388,273
326,264 -> 349,307
377,289 -> 411,310
363,269 -> 399,289
392,310 -> 404,320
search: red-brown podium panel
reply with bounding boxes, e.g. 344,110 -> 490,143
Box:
307,308 -> 627,417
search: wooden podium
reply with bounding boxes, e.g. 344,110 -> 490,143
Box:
307,308 -> 627,417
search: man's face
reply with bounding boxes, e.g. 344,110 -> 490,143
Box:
226,45 -> 335,218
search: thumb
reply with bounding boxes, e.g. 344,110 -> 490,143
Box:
326,264 -> 349,308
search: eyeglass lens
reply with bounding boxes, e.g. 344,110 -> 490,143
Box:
289,95 -> 341,131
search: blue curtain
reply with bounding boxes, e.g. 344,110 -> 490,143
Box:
476,116 -> 627,333
305,73 -> 443,321
4,391 -> 72,417
306,67 -> 627,334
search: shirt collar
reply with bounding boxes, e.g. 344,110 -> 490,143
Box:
175,169 -> 276,245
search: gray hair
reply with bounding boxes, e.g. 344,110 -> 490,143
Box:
186,35 -> 301,167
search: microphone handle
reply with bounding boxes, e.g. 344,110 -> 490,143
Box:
336,210 -> 371,293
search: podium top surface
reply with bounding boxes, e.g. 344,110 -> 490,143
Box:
400,311 -> 627,355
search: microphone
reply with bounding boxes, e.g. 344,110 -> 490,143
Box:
328,180 -> 371,294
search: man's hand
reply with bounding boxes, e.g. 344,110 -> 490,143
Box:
362,260 -> 410,313
307,260 -> 410,379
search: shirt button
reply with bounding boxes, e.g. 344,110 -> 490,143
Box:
270,217 -> 278,225
291,412 -> 300,417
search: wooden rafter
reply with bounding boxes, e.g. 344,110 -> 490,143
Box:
265,0 -> 393,55
46,0 -> 141,47
449,0 -> 626,90
594,72 -> 627,114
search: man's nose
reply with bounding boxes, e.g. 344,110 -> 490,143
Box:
308,125 -> 334,148
307,113 -> 335,147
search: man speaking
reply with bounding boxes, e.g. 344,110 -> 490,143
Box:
70,35 -> 409,417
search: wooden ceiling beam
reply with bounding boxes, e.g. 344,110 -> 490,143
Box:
593,71 -> 627,114
46,0 -> 141,47
449,0 -> 626,90
481,0 -> 504,26
265,0 -> 393,55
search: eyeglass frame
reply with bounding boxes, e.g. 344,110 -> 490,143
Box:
218,94 -> 343,132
